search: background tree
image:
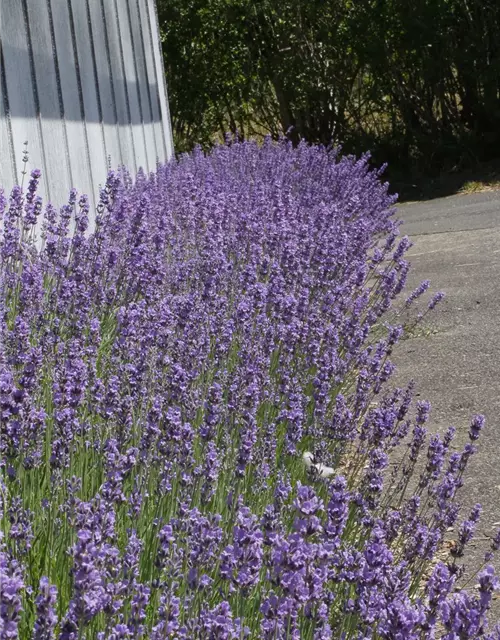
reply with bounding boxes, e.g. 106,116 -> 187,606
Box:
157,0 -> 500,178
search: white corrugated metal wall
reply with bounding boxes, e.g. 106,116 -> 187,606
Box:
0,0 -> 173,213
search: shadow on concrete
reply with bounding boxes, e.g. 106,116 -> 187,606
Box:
389,159 -> 500,203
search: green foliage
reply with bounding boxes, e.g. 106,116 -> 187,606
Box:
158,0 -> 500,174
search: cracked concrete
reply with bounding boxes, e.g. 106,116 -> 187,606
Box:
392,190 -> 500,616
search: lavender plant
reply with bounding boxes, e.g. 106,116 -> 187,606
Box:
1,139 -> 498,639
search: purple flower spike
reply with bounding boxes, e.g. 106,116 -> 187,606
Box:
0,138 -> 494,636
428,291 -> 445,310
405,280 -> 430,307
33,577 -> 58,640
469,414 -> 485,441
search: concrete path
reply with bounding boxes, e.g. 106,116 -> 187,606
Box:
393,191 -> 500,590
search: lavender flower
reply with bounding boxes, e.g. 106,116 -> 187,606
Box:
469,414 -> 486,441
405,280 -> 430,307
33,577 -> 58,640
0,542 -> 24,640
428,291 -> 445,310
0,140 -> 494,638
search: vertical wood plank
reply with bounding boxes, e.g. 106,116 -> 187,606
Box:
25,0 -> 72,205
1,0 -> 47,200
115,0 -> 149,173
86,0 -> 123,171
49,0 -> 94,207
0,0 -> 173,204
68,0 -> 108,198
0,43 -> 16,190
127,0 -> 158,168
137,0 -> 166,163
147,0 -> 174,160
101,0 -> 136,174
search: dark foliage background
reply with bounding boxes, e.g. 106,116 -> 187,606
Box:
157,0 -> 500,183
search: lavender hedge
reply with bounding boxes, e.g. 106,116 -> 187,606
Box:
1,139 -> 499,639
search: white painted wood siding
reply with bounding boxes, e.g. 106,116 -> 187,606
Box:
0,0 -> 173,210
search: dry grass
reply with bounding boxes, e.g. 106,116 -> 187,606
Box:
459,178 -> 500,194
